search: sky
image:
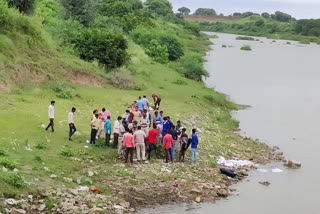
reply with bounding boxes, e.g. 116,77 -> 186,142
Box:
168,0 -> 320,19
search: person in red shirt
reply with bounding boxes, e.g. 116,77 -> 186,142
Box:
163,130 -> 174,163
147,125 -> 158,160
124,130 -> 135,164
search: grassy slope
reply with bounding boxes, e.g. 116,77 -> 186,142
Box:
0,4 -> 276,209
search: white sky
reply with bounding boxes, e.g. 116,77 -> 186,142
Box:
169,0 -> 320,19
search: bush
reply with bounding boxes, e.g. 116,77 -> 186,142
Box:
75,28 -> 129,70
0,158 -> 19,170
35,143 -> 47,149
60,149 -> 74,157
6,173 -> 25,188
144,0 -> 173,16
182,55 -> 208,81
159,34 -> 184,61
7,0 -> 34,14
173,79 -> 187,85
236,36 -> 255,41
145,40 -> 168,63
183,22 -> 200,36
240,45 -> 252,51
48,83 -> 74,99
110,70 -> 134,89
0,148 -> 7,156
203,94 -> 227,107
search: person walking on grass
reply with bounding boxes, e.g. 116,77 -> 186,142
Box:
163,130 -> 174,163
169,125 -> 178,160
124,130 -> 135,164
142,95 -> 149,111
105,116 -> 112,146
68,107 -> 76,141
191,128 -> 199,163
156,121 -> 163,145
45,101 -> 55,132
147,125 -> 158,160
179,128 -> 188,162
113,116 -> 122,149
136,96 -> 144,112
90,114 -> 99,144
134,126 -> 146,162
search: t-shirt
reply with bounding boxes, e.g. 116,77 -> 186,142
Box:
124,134 -> 134,148
142,98 -> 149,109
191,134 -> 198,148
163,134 -> 173,149
136,100 -> 143,110
148,129 -> 158,144
48,105 -> 55,119
180,133 -> 188,150
68,112 -> 74,124
113,120 -> 120,134
157,124 -> 163,138
134,130 -> 146,144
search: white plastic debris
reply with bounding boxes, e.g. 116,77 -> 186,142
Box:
84,146 -> 89,149
86,140 -> 90,144
13,168 -> 19,172
2,166 -> 8,172
272,168 -> 283,173
44,167 -> 49,171
5,198 -> 19,205
50,174 -> 57,178
41,124 -> 46,128
78,186 -> 89,191
88,171 -> 94,177
25,146 -> 32,151
217,156 -> 254,168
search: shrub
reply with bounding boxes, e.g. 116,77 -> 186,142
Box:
35,143 -> 47,149
60,149 -> 74,157
184,23 -> 200,36
240,45 -> 252,51
0,158 -> 19,170
236,36 -> 255,41
203,94 -> 227,107
182,55 -> 208,81
144,0 -> 173,16
48,83 -> 74,99
75,28 -> 129,70
145,40 -> 168,63
34,155 -> 43,162
221,44 -> 227,48
159,34 -> 184,61
110,70 -> 134,89
0,148 -> 7,156
6,173 -> 25,188
173,79 -> 187,85
7,0 -> 34,14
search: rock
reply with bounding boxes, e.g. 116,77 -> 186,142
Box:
5,198 -> 19,205
217,189 -> 229,198
13,168 -> 19,172
119,202 -> 130,209
38,204 -> 46,211
286,160 -> 301,169
88,171 -> 94,177
259,181 -> 270,186
191,188 -> 202,195
44,167 -> 49,171
2,166 -> 8,172
28,195 -> 33,202
70,189 -> 78,196
195,197 -> 201,203
11,208 -> 26,214
50,174 -> 57,178
180,179 -> 187,185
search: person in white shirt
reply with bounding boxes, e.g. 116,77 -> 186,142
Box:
113,116 -> 122,149
46,101 -> 55,132
68,107 -> 76,141
122,110 -> 130,122
142,95 -> 149,111
134,126 -> 147,161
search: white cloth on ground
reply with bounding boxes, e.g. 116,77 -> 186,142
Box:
217,156 -> 254,168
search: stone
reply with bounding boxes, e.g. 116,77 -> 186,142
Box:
88,171 -> 94,177
286,160 -> 301,169
70,189 -> 78,196
119,202 -> 130,209
259,181 -> 270,186
217,189 -> 229,198
28,195 -> 33,202
38,204 -> 46,211
190,188 -> 202,194
195,197 -> 201,203
50,174 -> 57,178
2,167 -> 8,172
11,208 -> 26,214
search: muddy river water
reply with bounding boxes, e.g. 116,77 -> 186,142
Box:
140,32 -> 320,214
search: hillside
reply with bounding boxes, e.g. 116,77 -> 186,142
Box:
0,0 -> 280,213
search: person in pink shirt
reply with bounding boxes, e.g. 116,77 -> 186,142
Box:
124,130 -> 135,164
101,107 -> 111,120
163,130 -> 174,163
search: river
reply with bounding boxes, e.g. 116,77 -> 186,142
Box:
139,32 -> 320,214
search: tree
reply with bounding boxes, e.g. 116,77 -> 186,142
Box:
178,6 -> 190,15
60,0 -> 97,27
273,11 -> 292,22
100,0 -> 143,17
7,0 -> 34,14
159,34 -> 184,61
75,28 -> 129,69
261,12 -> 270,19
144,0 -> 173,16
242,11 -> 255,17
194,8 -> 217,16
233,12 -> 242,17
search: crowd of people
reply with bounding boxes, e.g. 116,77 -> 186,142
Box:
45,94 -> 199,164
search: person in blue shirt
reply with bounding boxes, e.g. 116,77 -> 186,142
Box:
191,128 -> 199,163
136,96 -> 144,111
162,117 -> 171,136
105,116 -> 112,146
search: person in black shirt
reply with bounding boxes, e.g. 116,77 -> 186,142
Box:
179,128 -> 188,162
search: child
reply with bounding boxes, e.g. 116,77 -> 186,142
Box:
191,128 -> 199,163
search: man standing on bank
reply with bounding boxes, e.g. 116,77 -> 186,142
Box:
152,94 -> 161,110
46,101 -> 55,132
68,107 -> 76,141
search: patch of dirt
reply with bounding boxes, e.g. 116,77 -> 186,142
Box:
184,15 -> 243,23
66,70 -> 105,88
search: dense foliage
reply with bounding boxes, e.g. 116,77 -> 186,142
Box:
296,19 -> 320,37
75,28 -> 129,69
178,6 -> 190,15
194,8 -> 217,16
6,0 -> 34,13
144,0 -> 173,16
